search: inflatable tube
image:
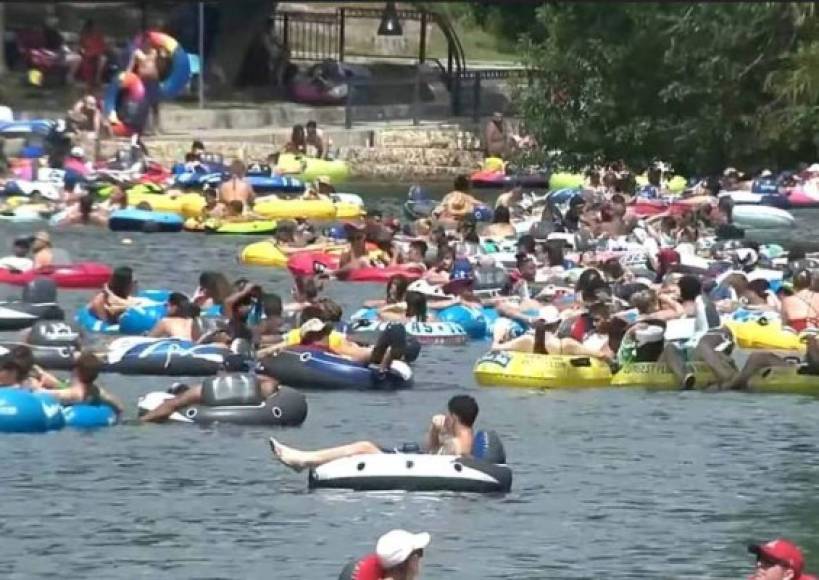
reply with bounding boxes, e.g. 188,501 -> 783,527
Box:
784,186 -> 819,208
0,342 -> 76,371
0,388 -> 65,432
276,154 -> 351,184
127,191 -> 191,214
403,198 -> 436,220
473,350 -> 612,388
76,299 -> 165,335
731,205 -> 795,229
103,71 -> 146,137
437,304 -> 487,339
239,240 -> 290,268
246,174 -> 305,194
470,169 -> 550,189
549,172 -> 585,190
308,430 -> 511,493
747,365 -> 819,395
348,317 -> 467,346
62,403 -> 118,428
634,174 -> 688,194
183,217 -> 278,235
109,208 -> 184,233
254,198 -> 335,220
611,361 -> 716,388
0,306 -> 40,331
261,347 -> 412,391
723,318 -> 806,352
173,170 -> 224,191
0,263 -> 111,289
287,251 -> 341,277
103,337 -> 241,376
134,31 -> 191,99
341,265 -> 425,283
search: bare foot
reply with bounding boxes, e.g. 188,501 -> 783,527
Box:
269,437 -> 306,472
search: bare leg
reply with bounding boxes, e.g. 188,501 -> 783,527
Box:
660,342 -> 693,389
693,333 -> 736,384
140,385 -> 202,423
270,438 -> 382,472
724,352 -> 788,390
493,334 -> 534,352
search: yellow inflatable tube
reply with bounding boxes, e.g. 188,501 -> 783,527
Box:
254,198 -> 337,220
240,240 -> 350,268
723,318 -> 806,352
276,153 -> 350,184
473,351 -> 612,389
129,191 -> 203,215
611,361 -> 716,389
747,365 -> 819,395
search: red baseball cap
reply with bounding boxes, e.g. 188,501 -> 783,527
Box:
749,539 -> 810,578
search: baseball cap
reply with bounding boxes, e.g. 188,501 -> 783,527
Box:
70,146 -> 85,158
299,318 -> 329,335
749,539 -> 807,577
807,163 -> 819,173
376,529 -> 430,569
407,279 -> 450,298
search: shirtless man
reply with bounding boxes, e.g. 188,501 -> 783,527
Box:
336,223 -> 373,275
131,41 -> 161,134
270,395 -> 479,472
30,231 -> 54,269
219,159 -> 255,209
148,292 -> 199,341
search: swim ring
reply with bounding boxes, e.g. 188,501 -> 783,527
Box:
103,71 -> 146,137
133,31 -> 191,99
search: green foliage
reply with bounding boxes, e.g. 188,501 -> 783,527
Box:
515,3 -> 819,175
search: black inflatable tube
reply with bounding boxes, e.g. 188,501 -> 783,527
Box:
104,356 -> 229,376
0,343 -> 77,371
260,348 -> 412,391
185,386 -> 307,426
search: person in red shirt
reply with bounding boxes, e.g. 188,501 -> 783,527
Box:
339,529 -> 430,580
75,19 -> 107,88
748,538 -> 817,580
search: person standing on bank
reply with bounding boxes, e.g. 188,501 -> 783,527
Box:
485,111 -> 510,158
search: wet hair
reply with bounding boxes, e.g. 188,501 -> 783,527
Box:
262,293 -> 283,317
409,240 -> 428,260
199,271 -> 231,306
191,140 -> 205,151
0,359 -> 25,383
290,124 -> 305,145
306,120 -> 317,130
453,175 -> 470,192
299,305 -> 325,325
493,205 -> 511,224
448,394 -> 479,427
748,278 -> 769,299
11,344 -> 34,378
385,275 -> 410,303
606,317 -> 629,353
793,269 -> 812,291
316,298 -> 343,323
167,292 -> 195,318
405,291 -> 428,322
575,268 -> 606,300
601,258 -> 624,281
75,351 -> 102,387
678,275 -> 702,302
78,194 -> 94,223
229,159 -> 246,177
517,235 -> 536,255
108,266 -> 134,299
543,240 -> 565,268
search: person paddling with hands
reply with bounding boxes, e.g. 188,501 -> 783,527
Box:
269,395 -> 479,472
31,352 -> 124,416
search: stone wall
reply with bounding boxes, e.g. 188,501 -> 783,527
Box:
111,125 -> 486,179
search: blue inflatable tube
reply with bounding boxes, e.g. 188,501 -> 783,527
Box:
0,388 -> 65,433
436,304 -> 487,339
161,44 -> 192,99
481,306 -> 525,338
75,302 -> 165,335
109,208 -> 184,233
261,348 -> 412,390
548,187 -> 582,204
246,174 -> 305,194
62,403 -> 118,428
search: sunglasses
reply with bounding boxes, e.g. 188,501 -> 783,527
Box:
411,548 -> 424,558
756,558 -> 783,570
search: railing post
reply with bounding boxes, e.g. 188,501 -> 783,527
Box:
419,11 -> 427,64
338,8 -> 345,62
413,65 -> 421,126
345,81 -> 353,129
472,73 -> 481,123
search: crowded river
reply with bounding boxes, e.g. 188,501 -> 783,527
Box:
2,179 -> 819,579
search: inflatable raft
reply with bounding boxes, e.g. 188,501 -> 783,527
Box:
348,317 -> 467,346
723,317 -> 806,352
183,217 -> 278,235
261,347 -> 412,390
0,388 -> 117,432
276,153 -> 351,184
103,337 -> 242,376
610,361 -> 716,389
747,365 -> 819,395
109,208 -> 184,233
474,351 -> 612,389
0,263 -> 111,289
138,375 -> 307,426
307,430 -> 511,493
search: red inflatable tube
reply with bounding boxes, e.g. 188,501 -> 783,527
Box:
341,265 -> 424,283
287,252 -> 424,282
0,263 -> 112,289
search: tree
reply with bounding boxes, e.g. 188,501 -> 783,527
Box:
515,3 -> 818,175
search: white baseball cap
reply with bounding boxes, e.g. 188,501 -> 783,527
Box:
376,529 -> 431,569
70,146 -> 85,158
407,279 -> 450,298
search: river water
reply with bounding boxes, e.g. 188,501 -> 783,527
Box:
1,184 -> 819,579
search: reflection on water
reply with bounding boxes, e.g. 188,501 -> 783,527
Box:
0,185 -> 818,578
